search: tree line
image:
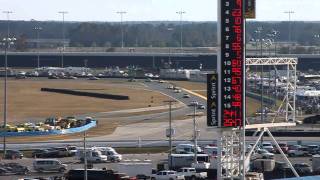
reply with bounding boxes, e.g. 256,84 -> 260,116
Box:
0,20 -> 320,48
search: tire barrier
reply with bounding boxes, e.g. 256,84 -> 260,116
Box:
41,88 -> 129,100
0,120 -> 96,137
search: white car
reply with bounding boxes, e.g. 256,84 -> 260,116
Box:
288,147 -> 309,157
151,170 -> 185,180
251,149 -> 274,160
262,142 -> 275,153
177,167 -> 207,179
175,144 -> 202,154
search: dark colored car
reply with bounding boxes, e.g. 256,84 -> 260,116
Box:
4,150 -> 23,159
275,143 -> 289,153
50,147 -> 71,157
0,163 -> 29,175
32,149 -> 60,158
293,163 -> 312,175
303,115 -> 320,124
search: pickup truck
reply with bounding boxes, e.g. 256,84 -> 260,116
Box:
150,170 -> 185,180
177,168 -> 207,180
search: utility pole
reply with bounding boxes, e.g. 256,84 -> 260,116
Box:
117,11 -> 127,48
187,102 -> 203,164
164,100 -> 176,169
58,11 -> 68,68
284,11 -> 295,54
176,11 -> 186,51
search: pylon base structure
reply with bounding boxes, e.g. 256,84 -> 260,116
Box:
217,58 -> 299,180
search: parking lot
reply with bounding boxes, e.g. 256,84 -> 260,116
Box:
0,143 -> 316,180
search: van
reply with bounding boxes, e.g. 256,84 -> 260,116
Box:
33,159 -> 67,172
93,147 -> 122,162
76,148 -> 109,163
175,144 -> 202,154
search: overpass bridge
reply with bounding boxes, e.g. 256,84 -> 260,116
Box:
0,49 -> 320,70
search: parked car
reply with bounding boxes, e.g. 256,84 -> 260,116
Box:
262,142 -> 275,153
50,147 -> 71,157
150,170 -> 185,180
307,145 -> 319,154
251,149 -> 274,160
175,144 -> 202,154
276,143 -> 289,153
288,145 -> 302,151
0,163 -> 29,175
177,167 -> 207,179
76,148 -> 109,163
203,146 -> 218,158
33,159 -> 67,172
293,163 -> 312,175
93,147 -> 122,162
32,149 -> 59,158
67,146 -> 78,156
4,150 -> 23,159
288,147 -> 309,157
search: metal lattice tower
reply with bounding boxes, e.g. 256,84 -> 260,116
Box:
217,58 -> 298,180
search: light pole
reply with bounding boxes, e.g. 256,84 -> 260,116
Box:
83,131 -> 88,180
164,99 -> 176,169
117,11 -> 127,48
284,11 -> 295,54
314,34 -> 320,54
2,10 -> 15,157
176,11 -> 186,51
187,102 -> 203,164
58,11 -> 68,68
34,26 -> 42,68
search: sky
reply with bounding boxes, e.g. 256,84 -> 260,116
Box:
0,0 -> 318,22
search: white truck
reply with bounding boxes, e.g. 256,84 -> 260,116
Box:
116,161 -> 153,179
169,154 -> 209,170
177,167 -> 207,180
150,170 -> 185,180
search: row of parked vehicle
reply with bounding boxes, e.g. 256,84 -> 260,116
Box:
248,142 -> 320,159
